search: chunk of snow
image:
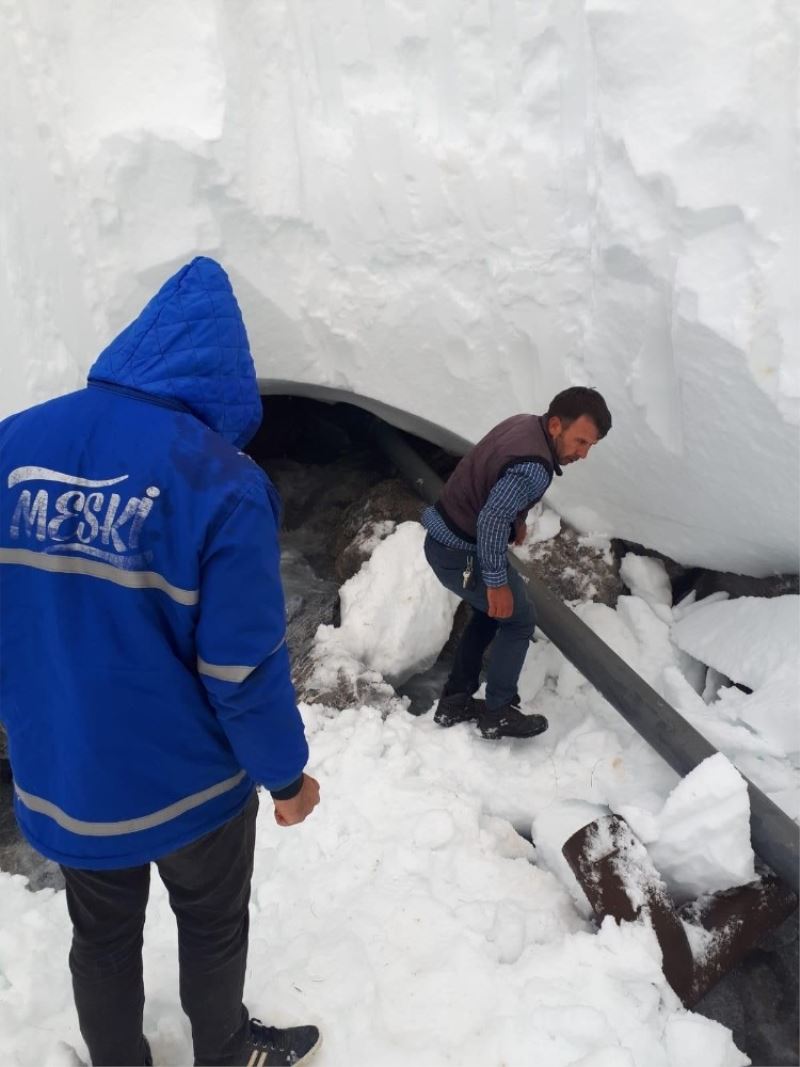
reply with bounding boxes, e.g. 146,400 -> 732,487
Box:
671,595 -> 799,691
664,1013 -> 750,1067
531,800 -> 610,918
648,753 -> 756,900
317,521 -> 459,684
619,554 -> 673,621
671,595 -> 800,759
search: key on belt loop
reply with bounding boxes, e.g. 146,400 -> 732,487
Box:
462,554 -> 474,590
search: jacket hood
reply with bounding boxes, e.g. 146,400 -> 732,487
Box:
88,257 -> 262,447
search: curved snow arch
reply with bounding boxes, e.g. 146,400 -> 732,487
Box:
257,378 -> 470,458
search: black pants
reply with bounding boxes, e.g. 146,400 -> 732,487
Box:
60,790 -> 259,1067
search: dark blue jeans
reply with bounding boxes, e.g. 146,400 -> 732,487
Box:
424,534 -> 535,710
60,790 -> 258,1066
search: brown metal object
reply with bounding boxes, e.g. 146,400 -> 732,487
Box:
679,875 -> 798,1005
562,814 -> 695,997
563,815 -> 798,1007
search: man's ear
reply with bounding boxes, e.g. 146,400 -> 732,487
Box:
547,415 -> 562,438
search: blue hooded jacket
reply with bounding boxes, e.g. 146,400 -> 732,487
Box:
0,257 -> 308,869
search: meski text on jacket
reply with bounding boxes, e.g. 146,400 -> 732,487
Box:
9,466 -> 159,568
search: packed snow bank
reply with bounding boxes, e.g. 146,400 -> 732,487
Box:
672,595 -> 800,692
315,522 -> 459,684
672,596 -> 800,760
2,1 -> 799,576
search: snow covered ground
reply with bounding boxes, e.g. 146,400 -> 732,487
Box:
2,521 -> 796,1066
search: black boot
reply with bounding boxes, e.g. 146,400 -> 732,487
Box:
433,691 -> 484,727
245,1019 -> 321,1066
477,701 -> 548,740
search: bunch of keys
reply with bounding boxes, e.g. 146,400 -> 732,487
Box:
462,554 -> 475,590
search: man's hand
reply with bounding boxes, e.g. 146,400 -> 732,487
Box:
487,584 -> 514,619
513,519 -> 527,546
273,773 -> 320,827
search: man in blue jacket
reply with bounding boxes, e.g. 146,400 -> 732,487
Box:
0,258 -> 321,1066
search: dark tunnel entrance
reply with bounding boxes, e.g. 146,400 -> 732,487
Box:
245,394 -> 463,713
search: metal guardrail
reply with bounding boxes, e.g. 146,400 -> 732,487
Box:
362,410 -> 800,896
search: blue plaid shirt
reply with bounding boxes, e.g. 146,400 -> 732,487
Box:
422,461 -> 550,587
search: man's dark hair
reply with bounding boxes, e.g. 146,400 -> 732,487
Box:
546,386 -> 612,438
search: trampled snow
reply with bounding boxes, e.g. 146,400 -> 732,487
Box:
0,704 -> 749,1067
2,1 -> 799,575
1,514 -> 790,1065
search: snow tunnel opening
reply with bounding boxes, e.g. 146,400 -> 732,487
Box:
245,391 -> 464,715
245,390 -> 459,594
248,391 -> 459,475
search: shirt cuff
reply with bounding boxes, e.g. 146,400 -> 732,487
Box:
269,774 -> 305,800
481,565 -> 508,588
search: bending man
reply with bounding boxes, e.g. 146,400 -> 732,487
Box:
423,386 -> 612,740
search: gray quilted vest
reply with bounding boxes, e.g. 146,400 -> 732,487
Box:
435,414 -> 561,543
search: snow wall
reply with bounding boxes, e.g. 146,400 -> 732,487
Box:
2,0 -> 798,577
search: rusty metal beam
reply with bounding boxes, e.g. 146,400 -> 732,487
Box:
563,815 -> 797,1006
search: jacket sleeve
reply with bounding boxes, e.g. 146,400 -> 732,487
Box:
476,462 -> 551,586
195,472 -> 308,796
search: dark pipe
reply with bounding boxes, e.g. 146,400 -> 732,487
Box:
358,409 -> 800,896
